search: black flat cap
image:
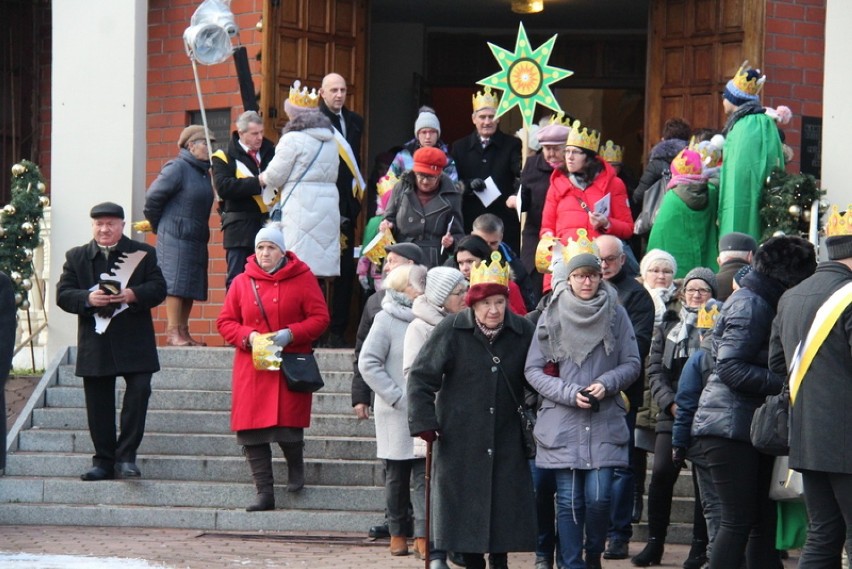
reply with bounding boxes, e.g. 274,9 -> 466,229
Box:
90,202 -> 125,219
385,242 -> 424,265
719,231 -> 757,253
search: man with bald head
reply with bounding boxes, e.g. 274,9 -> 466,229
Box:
595,235 -> 655,559
319,72 -> 364,347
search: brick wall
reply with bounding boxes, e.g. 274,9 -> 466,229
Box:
762,0 -> 826,174
147,0 -> 264,346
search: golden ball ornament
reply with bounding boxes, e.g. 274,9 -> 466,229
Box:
773,230 -> 786,237
3,204 -> 15,215
21,278 -> 32,291
21,221 -> 35,234
39,196 -> 50,207
20,299 -> 30,310
10,271 -> 22,284
788,204 -> 801,217
23,248 -> 33,262
14,293 -> 22,305
37,182 -> 46,192
11,164 -> 26,176
803,209 -> 811,222
0,226 -> 5,238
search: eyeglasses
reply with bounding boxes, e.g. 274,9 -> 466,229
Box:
565,148 -> 587,157
415,173 -> 438,182
600,255 -> 623,264
448,288 -> 468,297
684,287 -> 712,295
648,268 -> 674,275
191,139 -> 209,146
570,273 -> 601,283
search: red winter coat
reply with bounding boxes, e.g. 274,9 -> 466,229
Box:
217,252 -> 330,431
540,160 -> 634,242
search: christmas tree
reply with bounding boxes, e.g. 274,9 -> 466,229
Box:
759,167 -> 825,242
1,160 -> 48,308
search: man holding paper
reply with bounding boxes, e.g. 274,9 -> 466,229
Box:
451,87 -> 522,251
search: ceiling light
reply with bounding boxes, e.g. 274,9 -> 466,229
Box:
511,0 -> 544,14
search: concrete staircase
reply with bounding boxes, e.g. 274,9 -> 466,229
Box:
0,346 -> 385,531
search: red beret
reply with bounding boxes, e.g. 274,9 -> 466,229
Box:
412,147 -> 447,176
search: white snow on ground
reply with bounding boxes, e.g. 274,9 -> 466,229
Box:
0,552 -> 172,568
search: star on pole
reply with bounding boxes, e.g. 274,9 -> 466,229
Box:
477,22 -> 573,127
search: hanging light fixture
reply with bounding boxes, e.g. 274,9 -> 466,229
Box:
511,0 -> 544,14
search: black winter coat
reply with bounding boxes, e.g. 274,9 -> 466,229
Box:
632,139 -> 687,209
692,271 -> 786,442
770,262 -> 852,474
451,130 -> 522,251
211,132 -> 275,249
56,236 -> 167,378
609,269 -> 656,408
319,101 -> 364,224
519,153 -> 554,299
408,308 -> 536,553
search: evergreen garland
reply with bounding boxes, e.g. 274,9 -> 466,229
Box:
759,167 -> 825,242
1,160 -> 48,308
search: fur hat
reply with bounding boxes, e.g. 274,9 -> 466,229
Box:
425,267 -> 465,308
178,125 -> 214,149
414,107 -> 441,137
683,267 -> 718,298
255,223 -> 286,253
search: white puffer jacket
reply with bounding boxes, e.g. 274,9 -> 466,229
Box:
264,111 -> 340,277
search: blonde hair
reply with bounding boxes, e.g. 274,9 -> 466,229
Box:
383,264 -> 427,293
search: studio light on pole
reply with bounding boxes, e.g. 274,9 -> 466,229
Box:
511,0 -> 544,14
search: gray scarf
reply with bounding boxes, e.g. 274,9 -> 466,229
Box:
538,279 -> 618,366
666,304 -> 700,364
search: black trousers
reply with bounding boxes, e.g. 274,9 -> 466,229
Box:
0,376 -> 6,471
799,469 -> 852,568
225,246 -> 253,290
83,373 -> 152,469
329,224 -> 356,337
700,436 -> 776,569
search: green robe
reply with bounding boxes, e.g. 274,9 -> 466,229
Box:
647,181 -> 719,278
718,112 -> 784,240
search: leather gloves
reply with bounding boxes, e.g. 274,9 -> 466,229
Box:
469,178 -> 485,192
672,446 -> 687,470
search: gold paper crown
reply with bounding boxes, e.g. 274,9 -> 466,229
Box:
376,172 -> 398,198
562,229 -> 598,262
547,112 -> 572,127
670,148 -> 703,176
599,140 -> 624,164
731,60 -> 766,97
472,86 -> 500,113
697,304 -> 721,329
470,251 -> 510,287
288,80 -> 320,109
825,205 -> 852,237
690,136 -> 723,168
565,120 -> 601,153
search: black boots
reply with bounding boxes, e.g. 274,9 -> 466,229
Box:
631,537 -> 664,566
632,492 -> 644,523
682,539 -> 708,569
280,441 -> 305,492
585,553 -> 603,569
244,444 -> 275,511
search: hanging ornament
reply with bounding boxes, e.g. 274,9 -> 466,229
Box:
788,204 -> 801,217
21,221 -> 35,234
37,182 -> 46,192
10,271 -> 22,284
820,198 -> 831,212
803,209 -> 811,222
22,248 -> 33,262
0,226 -> 5,238
773,230 -> 786,237
20,299 -> 30,310
20,278 -> 32,291
11,163 -> 26,176
3,204 -> 15,215
39,196 -> 50,208
13,293 -> 22,305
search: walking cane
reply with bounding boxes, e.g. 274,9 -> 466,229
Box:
424,438 -> 433,568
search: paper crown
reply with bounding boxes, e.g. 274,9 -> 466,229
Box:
470,251 -> 510,287
730,61 -> 766,97
288,80 -> 320,109
535,236 -> 558,273
825,205 -> 852,237
472,86 -> 500,113
670,148 -> 704,176
547,112 -> 572,127
697,303 -> 721,329
534,230 -> 600,274
599,140 -> 624,164
565,120 -> 601,153
376,172 -> 398,198
564,228 -> 598,261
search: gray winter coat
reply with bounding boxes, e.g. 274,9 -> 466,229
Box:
408,308 -> 537,554
144,148 -> 214,300
525,305 -> 640,470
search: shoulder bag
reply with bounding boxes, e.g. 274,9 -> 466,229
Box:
633,168 -> 671,236
482,343 -> 537,459
250,278 -> 324,393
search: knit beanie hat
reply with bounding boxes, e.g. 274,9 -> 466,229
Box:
414,107 -> 441,137
683,266 -> 718,298
640,249 -> 677,279
425,267 -> 465,308
723,63 -> 765,106
566,253 -> 602,276
826,235 -> 852,261
255,223 -> 287,253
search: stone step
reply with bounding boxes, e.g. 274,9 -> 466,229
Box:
43,386 -> 355,414
0,477 -> 382,511
101,346 -> 356,372
6,453 -> 384,486
56,366 -> 355,393
0,503 -> 382,532
30,408 -> 376,437
16,430 -> 377,460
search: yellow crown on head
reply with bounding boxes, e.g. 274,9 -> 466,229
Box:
565,120 -> 601,153
470,251 -> 510,287
548,112 -> 572,127
472,86 -> 500,113
599,140 -> 624,165
288,80 -> 320,109
825,205 -> 852,237
697,304 -> 721,329
731,60 -> 766,97
562,229 -> 598,262
376,172 -> 398,198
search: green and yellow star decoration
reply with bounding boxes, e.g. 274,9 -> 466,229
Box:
477,22 -> 573,127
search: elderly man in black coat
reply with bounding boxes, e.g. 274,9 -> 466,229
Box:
56,202 -> 167,481
0,271 -> 15,474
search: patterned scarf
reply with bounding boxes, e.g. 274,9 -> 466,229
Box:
475,318 -> 503,344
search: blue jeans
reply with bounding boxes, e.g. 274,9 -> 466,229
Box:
608,409 -> 637,542
554,468 -> 614,569
532,460 -> 559,562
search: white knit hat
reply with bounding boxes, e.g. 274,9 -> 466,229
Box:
425,267 -> 465,307
640,248 -> 677,279
414,106 -> 441,137
255,222 -> 286,253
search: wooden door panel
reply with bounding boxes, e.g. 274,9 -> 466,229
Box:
692,45 -> 716,84
334,0 -> 355,37
695,0 -> 718,35
307,0 -> 328,34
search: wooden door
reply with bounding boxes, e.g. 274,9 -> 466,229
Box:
261,0 -> 368,141
644,0 -> 765,153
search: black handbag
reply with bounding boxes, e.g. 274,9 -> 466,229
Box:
250,278 -> 324,393
750,388 -> 789,456
484,345 -> 537,459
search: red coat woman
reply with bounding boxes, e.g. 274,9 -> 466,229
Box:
217,223 -> 329,511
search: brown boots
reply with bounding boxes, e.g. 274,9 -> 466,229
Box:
165,326 -> 206,346
390,536 -> 409,556
413,538 -> 427,559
